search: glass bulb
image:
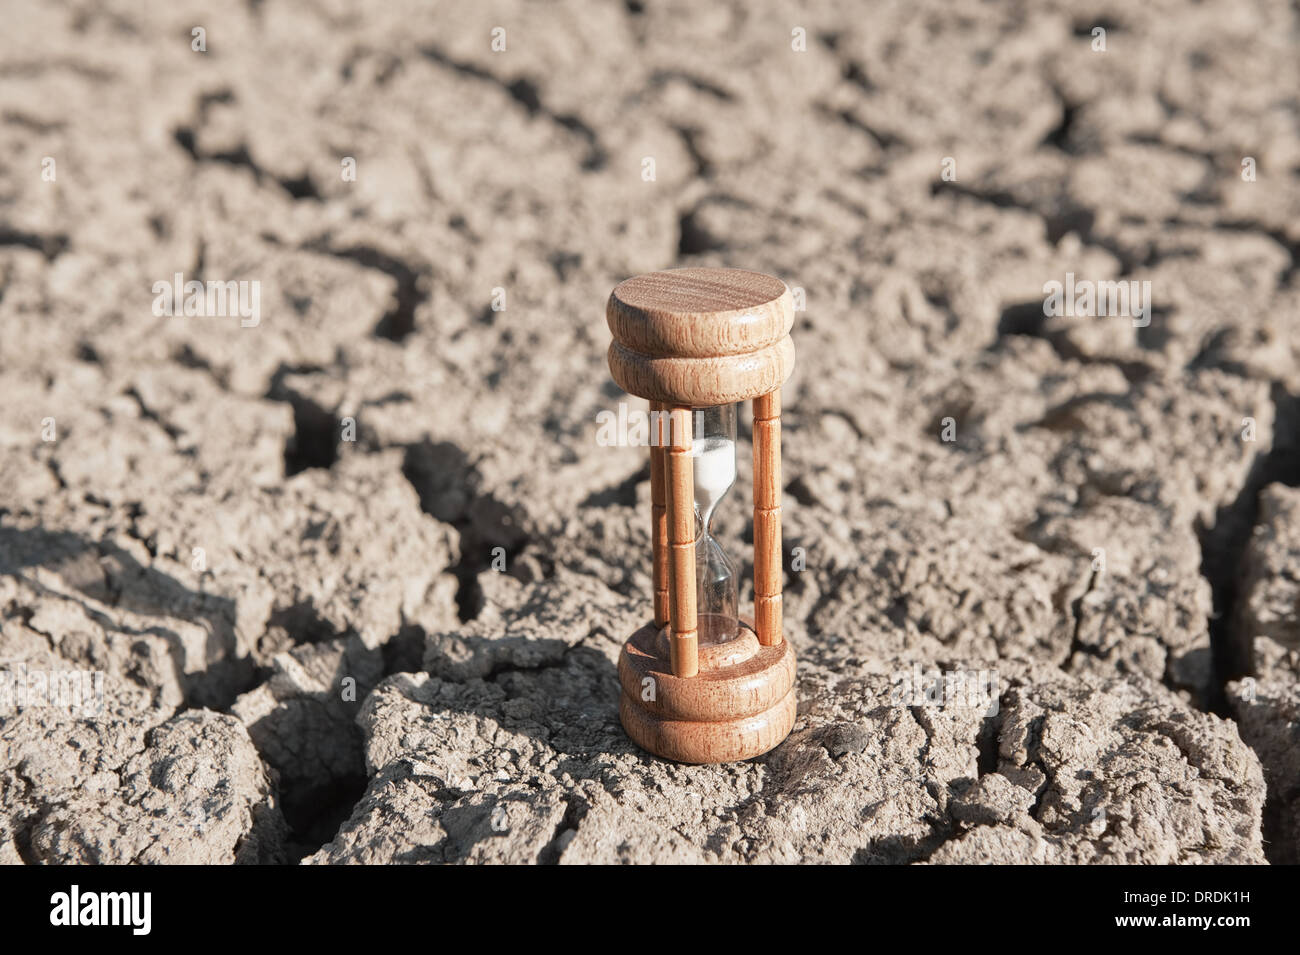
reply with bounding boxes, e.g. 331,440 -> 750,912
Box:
692,403 -> 739,647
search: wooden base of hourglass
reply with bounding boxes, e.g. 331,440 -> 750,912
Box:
618,620 -> 796,763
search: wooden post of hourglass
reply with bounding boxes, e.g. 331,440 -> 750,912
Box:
753,390 -> 783,647
607,267 -> 797,764
664,406 -> 698,678
648,401 -> 670,631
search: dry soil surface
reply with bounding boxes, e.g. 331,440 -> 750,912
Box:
1,0 -> 1298,864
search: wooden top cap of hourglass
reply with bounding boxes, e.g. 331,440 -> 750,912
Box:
607,268 -> 795,405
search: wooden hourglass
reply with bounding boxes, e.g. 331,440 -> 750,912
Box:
606,267 -> 796,763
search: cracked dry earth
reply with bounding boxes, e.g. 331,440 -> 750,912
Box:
1,0 -> 1298,865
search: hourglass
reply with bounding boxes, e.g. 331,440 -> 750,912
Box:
606,267 -> 796,763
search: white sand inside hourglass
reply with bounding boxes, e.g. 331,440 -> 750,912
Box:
692,436 -> 736,517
